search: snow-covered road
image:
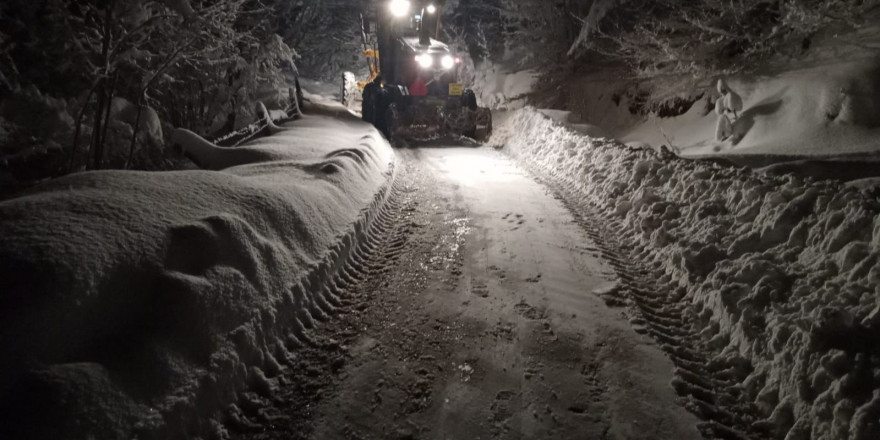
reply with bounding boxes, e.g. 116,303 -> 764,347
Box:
234,145 -> 701,439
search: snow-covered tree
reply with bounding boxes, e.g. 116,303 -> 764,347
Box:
567,0 -> 876,79
272,0 -> 365,82
445,0 -> 591,66
0,0 -> 304,188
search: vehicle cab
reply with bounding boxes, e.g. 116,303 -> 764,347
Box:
380,0 -> 464,98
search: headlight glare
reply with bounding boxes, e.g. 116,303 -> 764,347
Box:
416,54 -> 433,69
390,0 -> 410,17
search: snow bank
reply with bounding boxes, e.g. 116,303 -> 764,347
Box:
472,63 -> 539,109
0,114 -> 395,438
298,79 -> 363,121
620,59 -> 880,159
109,97 -> 164,146
537,108 -> 610,139
492,107 -> 880,439
300,77 -> 343,104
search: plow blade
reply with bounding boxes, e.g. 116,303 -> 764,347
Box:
387,98 -> 493,142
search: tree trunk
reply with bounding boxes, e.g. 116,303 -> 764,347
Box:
89,1 -> 116,170
69,84 -> 98,173
97,75 -> 117,169
88,82 -> 107,170
125,92 -> 145,169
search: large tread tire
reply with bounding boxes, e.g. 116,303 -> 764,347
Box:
461,89 -> 478,110
384,103 -> 401,142
361,86 -> 376,124
445,108 -> 473,138
474,108 -> 492,142
385,85 -> 405,108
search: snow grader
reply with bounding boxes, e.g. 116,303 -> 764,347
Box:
344,0 -> 492,142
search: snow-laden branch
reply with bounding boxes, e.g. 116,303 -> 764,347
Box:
567,0 -> 631,57
256,101 -> 292,135
157,0 -> 196,20
565,0 -> 874,79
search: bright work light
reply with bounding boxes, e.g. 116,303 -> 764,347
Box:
390,0 -> 410,17
426,4 -> 437,14
416,54 -> 433,69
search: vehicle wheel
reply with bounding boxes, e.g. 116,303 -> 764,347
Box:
384,103 -> 401,141
341,73 -> 349,105
361,86 -> 376,124
461,89 -> 478,110
445,108 -> 471,137
385,85 -> 405,107
474,108 -> 492,141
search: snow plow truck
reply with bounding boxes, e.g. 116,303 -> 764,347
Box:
344,0 -> 492,142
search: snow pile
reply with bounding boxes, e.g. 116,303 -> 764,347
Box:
0,114 -> 395,438
472,63 -> 539,109
620,59 -> 880,159
300,78 -> 343,104
492,107 -> 880,439
109,97 -> 164,147
537,109 -> 610,139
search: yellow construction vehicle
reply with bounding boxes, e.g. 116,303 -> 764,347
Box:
343,0 -> 492,142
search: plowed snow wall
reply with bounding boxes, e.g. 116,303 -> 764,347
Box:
492,107 -> 880,440
0,115 -> 396,439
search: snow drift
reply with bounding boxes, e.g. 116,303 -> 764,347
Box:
472,64 -> 539,110
0,113 -> 395,438
619,59 -> 880,160
492,107 -> 880,440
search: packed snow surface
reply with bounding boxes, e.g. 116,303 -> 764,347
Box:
0,113 -> 395,438
492,107 -> 880,439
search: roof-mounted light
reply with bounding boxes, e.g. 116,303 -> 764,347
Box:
390,0 -> 410,17
426,4 -> 437,14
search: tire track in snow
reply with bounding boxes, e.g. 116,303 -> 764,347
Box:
226,156 -> 420,439
514,161 -> 764,440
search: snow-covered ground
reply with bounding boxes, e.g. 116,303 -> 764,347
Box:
520,20 -> 880,174
0,112 -> 395,438
300,77 -> 343,104
563,21 -> 880,165
472,64 -> 540,110
302,146 -> 703,439
491,107 -> 880,439
620,59 -> 880,160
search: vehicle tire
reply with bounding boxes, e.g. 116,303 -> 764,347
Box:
474,108 -> 492,142
385,85 -> 405,108
384,103 -> 401,141
461,89 -> 478,110
361,85 -> 376,124
444,108 -> 471,138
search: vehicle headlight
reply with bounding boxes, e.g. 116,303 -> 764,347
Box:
390,0 -> 410,17
416,54 -> 433,69
441,55 -> 454,69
